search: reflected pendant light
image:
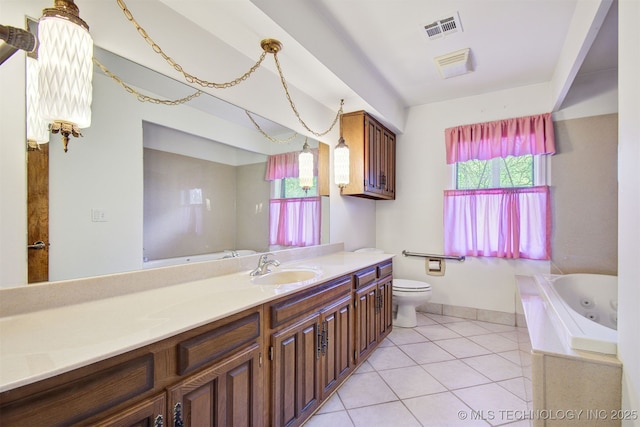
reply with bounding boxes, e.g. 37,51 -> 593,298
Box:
298,139 -> 314,192
38,0 -> 93,152
334,136 -> 350,188
26,56 -> 50,148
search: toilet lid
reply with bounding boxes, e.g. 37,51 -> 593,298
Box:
394,279 -> 431,291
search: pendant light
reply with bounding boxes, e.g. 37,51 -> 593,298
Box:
298,139 -> 314,192
334,136 -> 350,189
38,0 -> 93,152
26,56 -> 50,149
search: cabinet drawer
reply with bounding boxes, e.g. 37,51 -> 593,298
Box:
378,261 -> 393,279
0,353 -> 154,426
270,276 -> 352,329
178,311 -> 261,375
353,267 -> 377,289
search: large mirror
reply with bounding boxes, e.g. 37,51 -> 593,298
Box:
29,46 -> 329,283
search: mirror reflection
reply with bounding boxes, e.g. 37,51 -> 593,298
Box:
29,46 -> 329,283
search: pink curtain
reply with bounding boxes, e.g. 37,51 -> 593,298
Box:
265,148 -> 319,180
445,113 -> 555,164
269,197 -> 321,247
444,186 -> 551,260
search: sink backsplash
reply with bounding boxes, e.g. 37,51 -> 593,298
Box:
0,243 -> 344,317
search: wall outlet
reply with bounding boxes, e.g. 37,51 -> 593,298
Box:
91,208 -> 107,222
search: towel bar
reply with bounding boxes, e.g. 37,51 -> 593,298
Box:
402,250 -> 465,262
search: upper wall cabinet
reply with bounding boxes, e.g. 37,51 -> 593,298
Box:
341,111 -> 396,200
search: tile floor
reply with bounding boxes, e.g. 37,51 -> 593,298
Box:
304,312 -> 534,427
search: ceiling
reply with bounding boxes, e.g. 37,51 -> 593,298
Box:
5,0 -> 616,135
154,0 -> 617,133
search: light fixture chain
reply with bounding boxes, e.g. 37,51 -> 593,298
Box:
272,53 -> 343,137
245,111 -> 298,144
116,0 -> 267,89
93,58 -> 204,105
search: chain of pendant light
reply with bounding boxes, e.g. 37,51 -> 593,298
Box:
115,0 -> 267,89
93,58 -> 204,105
244,111 -> 299,144
115,0 -> 344,138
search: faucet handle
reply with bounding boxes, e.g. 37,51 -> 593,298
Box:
260,253 -> 274,261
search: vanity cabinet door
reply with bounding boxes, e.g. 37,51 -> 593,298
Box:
270,313 -> 321,427
354,282 -> 379,361
168,342 -> 263,427
378,275 -> 394,340
319,294 -> 353,400
93,393 -> 166,427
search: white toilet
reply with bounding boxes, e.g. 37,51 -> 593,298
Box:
354,248 -> 432,328
392,279 -> 432,328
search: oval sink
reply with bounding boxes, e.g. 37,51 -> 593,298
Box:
251,268 -> 321,286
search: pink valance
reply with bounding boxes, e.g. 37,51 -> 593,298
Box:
445,113 -> 555,164
265,148 -> 318,181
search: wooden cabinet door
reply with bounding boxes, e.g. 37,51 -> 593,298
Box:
319,295 -> 353,399
378,277 -> 394,340
381,129 -> 396,198
168,343 -> 262,427
93,393 -> 166,427
354,282 -> 379,362
271,313 -> 320,427
364,115 -> 381,194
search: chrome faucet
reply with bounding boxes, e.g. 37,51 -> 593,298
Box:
250,253 -> 280,276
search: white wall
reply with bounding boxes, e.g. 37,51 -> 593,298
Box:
617,0 -> 640,422
377,83 -> 554,314
0,0 -> 376,287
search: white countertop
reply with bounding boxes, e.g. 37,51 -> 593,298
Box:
0,251 -> 392,393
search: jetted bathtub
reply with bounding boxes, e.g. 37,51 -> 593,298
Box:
143,250 -> 257,269
534,273 -> 618,354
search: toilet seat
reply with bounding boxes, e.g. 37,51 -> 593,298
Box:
393,279 -> 431,292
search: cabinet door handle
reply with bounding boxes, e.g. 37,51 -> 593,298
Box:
154,414 -> 164,427
322,321 -> 329,355
316,324 -> 323,360
173,402 -> 184,427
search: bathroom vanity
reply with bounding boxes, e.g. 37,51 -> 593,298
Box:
0,249 -> 393,427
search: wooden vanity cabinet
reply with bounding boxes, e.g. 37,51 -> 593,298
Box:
0,260 -> 392,427
354,261 -> 394,363
341,110 -> 396,200
0,307 -> 264,427
266,275 -> 354,427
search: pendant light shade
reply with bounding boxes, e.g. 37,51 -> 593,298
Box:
38,0 -> 93,152
26,56 -> 50,147
298,140 -> 314,191
334,137 -> 350,188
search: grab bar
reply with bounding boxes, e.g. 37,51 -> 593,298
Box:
402,250 -> 465,262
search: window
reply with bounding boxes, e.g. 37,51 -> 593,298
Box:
265,151 -> 321,248
456,155 -> 534,189
443,113 -> 555,260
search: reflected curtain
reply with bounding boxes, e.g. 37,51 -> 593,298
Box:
269,197 -> 321,247
265,148 -> 319,180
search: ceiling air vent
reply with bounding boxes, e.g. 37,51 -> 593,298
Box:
423,12 -> 463,40
434,48 -> 472,79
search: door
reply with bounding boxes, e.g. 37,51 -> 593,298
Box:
27,144 -> 49,283
169,343 -> 262,427
271,314 -> 320,427
93,393 -> 166,427
319,295 -> 353,399
378,277 -> 394,339
354,282 -> 379,362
